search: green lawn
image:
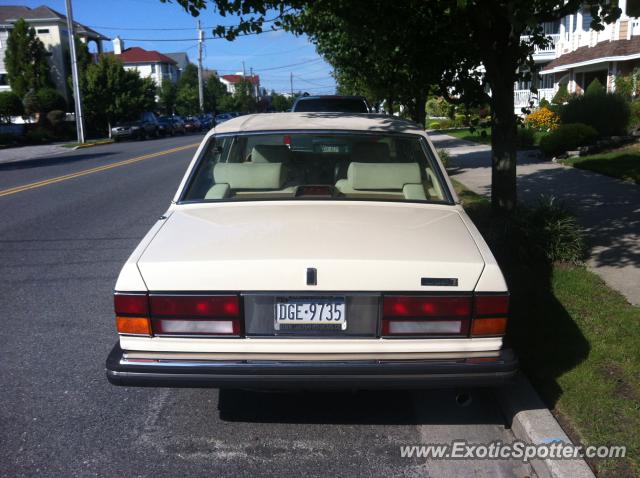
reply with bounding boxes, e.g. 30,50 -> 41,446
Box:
447,127 -> 491,144
454,180 -> 640,477
447,127 -> 549,148
561,144 -> 640,184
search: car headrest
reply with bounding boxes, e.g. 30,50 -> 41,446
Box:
213,162 -> 286,190
351,142 -> 390,162
347,162 -> 421,190
251,145 -> 292,163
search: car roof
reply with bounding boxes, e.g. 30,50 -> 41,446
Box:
212,112 -> 425,136
295,95 -> 366,100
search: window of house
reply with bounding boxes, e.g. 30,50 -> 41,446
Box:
0,74 -> 8,86
37,28 -> 50,34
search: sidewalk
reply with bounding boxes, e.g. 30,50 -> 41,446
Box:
0,143 -> 71,165
429,131 -> 640,306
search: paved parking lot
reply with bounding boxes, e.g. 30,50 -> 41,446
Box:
0,135 -> 533,477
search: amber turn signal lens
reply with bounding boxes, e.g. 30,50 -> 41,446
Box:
471,317 -> 507,337
116,316 -> 152,335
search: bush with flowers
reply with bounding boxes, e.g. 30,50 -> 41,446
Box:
525,106 -> 560,132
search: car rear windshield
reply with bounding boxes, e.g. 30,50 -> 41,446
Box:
293,98 -> 368,113
180,132 -> 450,204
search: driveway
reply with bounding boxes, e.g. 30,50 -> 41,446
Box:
430,131 -> 640,306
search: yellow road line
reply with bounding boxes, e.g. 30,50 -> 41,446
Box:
0,143 -> 199,198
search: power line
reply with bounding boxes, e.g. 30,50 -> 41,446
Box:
119,28 -> 284,42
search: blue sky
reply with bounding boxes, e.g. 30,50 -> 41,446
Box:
12,0 -> 336,94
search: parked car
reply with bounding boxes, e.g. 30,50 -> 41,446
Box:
198,114 -> 213,130
292,95 -> 370,113
157,117 -> 175,136
214,113 -> 233,124
183,116 -> 202,133
111,112 -> 159,141
107,112 -> 516,389
170,116 -> 186,135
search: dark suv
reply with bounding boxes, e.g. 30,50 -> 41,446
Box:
291,95 -> 370,113
111,112 -> 160,141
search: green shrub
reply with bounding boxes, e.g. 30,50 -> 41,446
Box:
538,98 -> 551,109
585,78 -> 606,96
437,148 -> 451,168
427,118 -> 452,129
0,91 -> 24,123
0,133 -> 20,146
516,127 -> 536,148
629,101 -> 640,130
25,127 -> 55,144
513,197 -> 587,264
36,88 -> 66,113
539,123 -> 598,157
552,83 -> 570,104
425,96 -> 450,118
561,93 -> 630,137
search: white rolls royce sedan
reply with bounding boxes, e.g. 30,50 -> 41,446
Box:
106,112 -> 517,388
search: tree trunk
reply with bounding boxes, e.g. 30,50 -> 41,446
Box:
414,94 -> 427,128
107,119 -> 112,139
489,80 -> 517,212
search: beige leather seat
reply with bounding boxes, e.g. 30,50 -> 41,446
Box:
204,162 -> 286,199
250,145 -> 292,163
335,162 -> 427,200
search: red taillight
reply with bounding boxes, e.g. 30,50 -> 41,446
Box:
381,293 -> 509,338
114,293 -> 148,316
471,294 -> 509,337
383,296 -> 471,318
149,295 -> 239,318
113,293 -> 241,337
114,293 -> 151,336
382,296 -> 471,337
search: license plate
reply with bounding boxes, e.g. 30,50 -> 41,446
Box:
274,298 -> 346,331
320,145 -> 340,153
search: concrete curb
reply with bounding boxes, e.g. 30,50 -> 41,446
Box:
496,374 -> 595,478
71,140 -> 114,150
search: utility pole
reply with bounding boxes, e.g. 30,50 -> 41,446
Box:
242,61 -> 246,77
65,0 -> 85,144
249,67 -> 255,97
197,20 -> 204,113
290,72 -> 294,97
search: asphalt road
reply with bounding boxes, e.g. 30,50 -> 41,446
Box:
0,135 -> 533,478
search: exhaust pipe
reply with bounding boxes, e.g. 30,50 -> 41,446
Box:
455,392 -> 472,407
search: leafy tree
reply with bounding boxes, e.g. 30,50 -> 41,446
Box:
165,0 -> 621,211
36,88 -> 67,113
4,18 -> 52,99
175,63 -> 201,115
80,55 -> 156,136
0,91 -> 24,123
176,85 -> 199,115
270,91 -> 293,111
204,75 -> 229,112
158,79 -> 177,114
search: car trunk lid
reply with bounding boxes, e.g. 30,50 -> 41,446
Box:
137,201 -> 484,292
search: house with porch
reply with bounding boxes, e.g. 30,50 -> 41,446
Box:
515,0 -> 640,112
0,5 -> 108,102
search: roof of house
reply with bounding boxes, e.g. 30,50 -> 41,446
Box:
221,74 -> 260,85
542,37 -> 640,73
212,112 -> 424,136
116,47 -> 177,65
0,5 -> 108,39
164,52 -> 190,70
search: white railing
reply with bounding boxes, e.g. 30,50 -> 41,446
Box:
521,33 -> 560,54
514,88 -> 555,108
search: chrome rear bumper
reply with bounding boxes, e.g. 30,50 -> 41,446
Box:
106,343 -> 517,389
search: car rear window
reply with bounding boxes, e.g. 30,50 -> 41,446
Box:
181,132 -> 450,204
293,98 -> 368,113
